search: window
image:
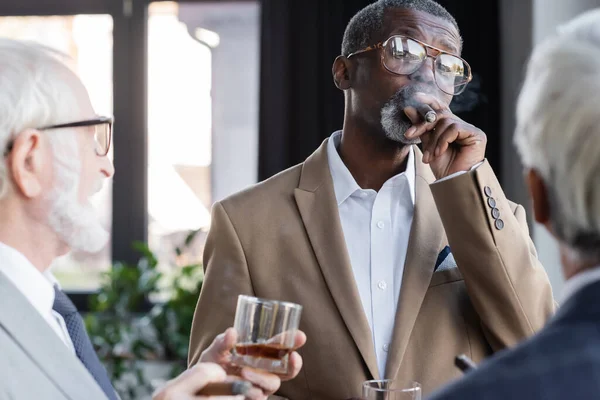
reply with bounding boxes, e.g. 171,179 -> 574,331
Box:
146,2 -> 260,272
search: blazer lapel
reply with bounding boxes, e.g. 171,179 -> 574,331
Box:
294,139 -> 380,380
384,146 -> 447,379
0,272 -> 107,400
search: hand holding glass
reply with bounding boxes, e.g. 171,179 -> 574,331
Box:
231,295 -> 302,374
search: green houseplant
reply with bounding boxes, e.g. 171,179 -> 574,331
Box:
85,230 -> 203,400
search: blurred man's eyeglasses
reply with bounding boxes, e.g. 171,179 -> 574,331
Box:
4,116 -> 113,157
347,35 -> 472,95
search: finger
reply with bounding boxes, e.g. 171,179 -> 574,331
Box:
197,396 -> 243,400
429,120 -> 485,160
422,118 -> 456,162
403,106 -> 420,125
292,331 -> 307,350
242,387 -> 268,400
279,351 -> 303,381
403,106 -> 435,139
160,363 -> 227,399
404,111 -> 454,142
200,328 -> 238,364
435,125 -> 485,159
221,328 -> 238,352
404,120 -> 433,141
264,330 -> 306,350
240,368 -> 281,395
197,397 -> 243,400
433,124 -> 461,159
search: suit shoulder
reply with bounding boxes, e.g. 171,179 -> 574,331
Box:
218,163 -> 303,212
431,323 -> 600,399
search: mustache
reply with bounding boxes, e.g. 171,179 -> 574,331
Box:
384,76 -> 485,115
384,84 -> 438,111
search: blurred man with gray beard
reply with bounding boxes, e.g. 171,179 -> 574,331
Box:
189,0 -> 555,398
0,38 -> 304,400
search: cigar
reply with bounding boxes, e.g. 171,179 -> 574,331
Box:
196,381 -> 252,396
416,103 -> 437,123
454,354 -> 478,373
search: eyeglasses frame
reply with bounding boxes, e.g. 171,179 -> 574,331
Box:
4,116 -> 114,157
347,35 -> 473,95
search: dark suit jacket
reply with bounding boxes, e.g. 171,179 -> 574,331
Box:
428,278 -> 600,400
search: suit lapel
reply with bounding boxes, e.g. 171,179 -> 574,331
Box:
294,139 -> 380,380
0,272 -> 107,400
385,146 -> 447,379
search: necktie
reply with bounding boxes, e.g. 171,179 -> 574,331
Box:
52,287 -> 118,400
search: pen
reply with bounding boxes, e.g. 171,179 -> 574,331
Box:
454,354 -> 478,373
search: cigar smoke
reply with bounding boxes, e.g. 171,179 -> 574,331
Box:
449,73 -> 484,114
380,76 -> 484,145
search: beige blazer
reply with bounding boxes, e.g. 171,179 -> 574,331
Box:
189,139 -> 555,399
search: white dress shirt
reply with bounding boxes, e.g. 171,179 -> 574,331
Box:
328,131 -> 416,377
327,130 -> 483,377
0,241 -> 75,353
560,266 -> 600,304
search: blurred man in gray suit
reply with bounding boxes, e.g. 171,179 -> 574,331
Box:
428,8 -> 600,400
0,37 -> 118,400
0,38 -> 303,400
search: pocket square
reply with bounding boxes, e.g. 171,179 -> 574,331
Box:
434,245 -> 457,272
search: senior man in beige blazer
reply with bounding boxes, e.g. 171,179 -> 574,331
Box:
190,0 -> 556,399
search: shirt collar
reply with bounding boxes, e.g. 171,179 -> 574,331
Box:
560,266 -> 600,304
0,241 -> 56,317
327,130 -> 416,206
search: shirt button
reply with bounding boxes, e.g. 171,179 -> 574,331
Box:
377,221 -> 385,229
377,280 -> 387,290
383,343 -> 390,352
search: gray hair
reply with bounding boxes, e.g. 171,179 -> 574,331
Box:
514,8 -> 600,261
0,38 -> 80,200
341,0 -> 459,56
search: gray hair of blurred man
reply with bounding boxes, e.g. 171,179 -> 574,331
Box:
0,39 -> 75,197
0,38 -> 109,253
514,8 -> 600,262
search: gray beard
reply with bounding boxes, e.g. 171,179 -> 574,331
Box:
379,85 -> 436,145
46,132 -> 109,254
380,101 -> 420,145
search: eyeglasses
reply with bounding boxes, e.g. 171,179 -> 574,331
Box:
4,116 -> 113,157
347,35 -> 472,95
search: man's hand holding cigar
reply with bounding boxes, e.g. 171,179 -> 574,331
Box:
403,91 -> 487,179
